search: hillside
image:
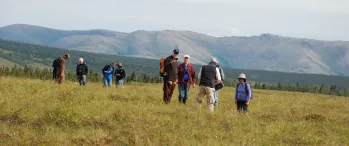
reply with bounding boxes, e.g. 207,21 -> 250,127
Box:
1,24 -> 349,75
2,39 -> 349,88
1,77 -> 349,145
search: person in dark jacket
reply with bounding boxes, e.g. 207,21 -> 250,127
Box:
196,61 -> 221,112
114,63 -> 126,88
209,58 -> 225,108
235,73 -> 252,112
163,49 -> 179,104
177,55 -> 196,104
76,58 -> 88,86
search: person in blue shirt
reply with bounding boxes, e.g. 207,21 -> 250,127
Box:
235,73 -> 252,112
102,62 -> 116,87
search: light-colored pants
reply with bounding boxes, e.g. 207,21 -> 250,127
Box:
196,86 -> 215,112
214,86 -> 219,107
116,79 -> 124,88
78,75 -> 87,86
104,78 -> 112,87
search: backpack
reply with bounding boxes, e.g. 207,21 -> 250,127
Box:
236,83 -> 253,99
102,65 -> 109,74
52,57 -> 61,68
159,58 -> 165,77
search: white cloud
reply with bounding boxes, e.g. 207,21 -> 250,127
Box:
231,28 -> 241,36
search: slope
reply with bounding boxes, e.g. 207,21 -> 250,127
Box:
1,24 -> 349,75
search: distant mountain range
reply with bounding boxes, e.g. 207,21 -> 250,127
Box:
2,39 -> 349,88
1,24 -> 349,76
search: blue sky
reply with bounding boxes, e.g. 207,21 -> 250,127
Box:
1,0 -> 349,41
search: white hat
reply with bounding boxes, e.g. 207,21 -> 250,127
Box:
211,58 -> 218,63
184,55 -> 190,59
79,58 -> 83,62
238,73 -> 246,79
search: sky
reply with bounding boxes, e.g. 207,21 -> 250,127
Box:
1,0 -> 349,41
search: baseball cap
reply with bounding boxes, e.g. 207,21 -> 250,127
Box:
184,55 -> 190,59
173,49 -> 179,54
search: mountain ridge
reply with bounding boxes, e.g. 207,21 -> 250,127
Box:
1,24 -> 349,76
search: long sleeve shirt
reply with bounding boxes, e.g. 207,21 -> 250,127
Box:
235,83 -> 252,101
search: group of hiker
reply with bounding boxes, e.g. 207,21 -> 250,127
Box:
52,49 -> 253,112
101,62 -> 126,88
161,49 -> 252,112
51,54 -> 126,88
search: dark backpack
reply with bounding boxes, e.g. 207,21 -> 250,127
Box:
236,83 -> 253,99
52,57 -> 61,68
102,65 -> 109,74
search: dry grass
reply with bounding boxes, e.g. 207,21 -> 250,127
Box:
0,77 -> 349,145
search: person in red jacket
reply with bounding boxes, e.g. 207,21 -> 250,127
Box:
177,55 -> 196,104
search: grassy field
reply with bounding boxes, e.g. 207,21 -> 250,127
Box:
0,77 -> 349,145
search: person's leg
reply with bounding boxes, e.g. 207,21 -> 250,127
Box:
205,87 -> 215,112
117,79 -> 124,88
183,83 -> 189,104
168,83 -> 176,102
55,71 -> 61,84
103,78 -> 107,87
214,87 -> 219,107
178,84 -> 185,103
82,75 -> 86,86
108,78 -> 112,87
195,86 -> 205,109
77,75 -> 82,86
119,79 -> 124,88
243,102 -> 249,112
59,73 -> 65,84
236,101 -> 241,111
163,82 -> 170,104
237,101 -> 245,112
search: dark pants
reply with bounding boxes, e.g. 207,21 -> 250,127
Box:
53,68 -> 57,80
178,81 -> 189,104
163,81 -> 176,104
237,100 -> 248,112
55,70 -> 64,84
78,75 -> 86,86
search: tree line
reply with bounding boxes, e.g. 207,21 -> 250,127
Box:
1,65 -> 348,97
2,39 -> 349,88
0,65 -> 163,84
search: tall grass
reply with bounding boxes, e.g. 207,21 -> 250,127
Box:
0,77 -> 349,145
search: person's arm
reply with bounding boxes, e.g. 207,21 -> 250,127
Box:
235,83 -> 239,102
198,67 -> 202,81
215,68 -> 221,82
247,84 -> 252,101
85,65 -> 88,75
220,67 -> 225,81
164,58 -> 172,67
191,66 -> 196,85
121,70 -> 126,79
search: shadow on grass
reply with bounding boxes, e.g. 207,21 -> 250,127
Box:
303,114 -> 326,122
0,109 -> 24,124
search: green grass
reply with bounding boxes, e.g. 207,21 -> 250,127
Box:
0,58 -> 21,68
0,77 -> 349,145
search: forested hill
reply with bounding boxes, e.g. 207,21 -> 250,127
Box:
1,39 -> 349,88
2,24 -> 349,76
